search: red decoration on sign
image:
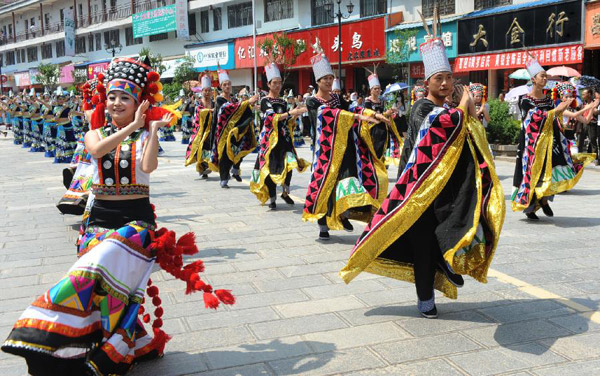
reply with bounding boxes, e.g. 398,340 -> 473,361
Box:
234,17 -> 386,69
454,45 -> 583,73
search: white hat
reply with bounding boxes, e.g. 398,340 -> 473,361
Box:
70,90 -> 75,97
264,63 -> 281,82
350,92 -> 358,101
200,74 -> 212,89
368,74 -> 380,89
218,69 -> 230,85
29,88 -> 35,97
310,38 -> 334,82
8,90 -> 13,97
420,38 -> 452,80
526,55 -> 545,79
287,89 -> 294,98
332,78 -> 341,91
55,86 -> 65,97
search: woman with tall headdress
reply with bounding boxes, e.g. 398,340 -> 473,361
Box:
341,10 -> 505,318
207,66 -> 259,188
185,73 -> 214,178
2,57 -> 235,376
250,61 -> 309,209
303,38 -> 387,241
468,83 -> 490,128
512,59 -> 597,220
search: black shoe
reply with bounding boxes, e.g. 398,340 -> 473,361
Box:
341,218 -> 354,232
221,183 -> 230,189
420,305 -> 438,319
201,174 -> 208,180
232,174 -> 242,182
269,202 -> 276,210
541,203 -> 554,217
281,194 -> 294,205
318,231 -> 330,241
62,167 -> 75,189
438,262 -> 464,287
526,212 -> 539,220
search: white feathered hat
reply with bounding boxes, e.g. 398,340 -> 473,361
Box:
264,62 -> 281,82
310,38 -> 334,82
200,73 -> 212,89
418,8 -> 451,80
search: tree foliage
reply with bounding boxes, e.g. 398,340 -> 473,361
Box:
139,47 -> 166,75
35,63 -> 60,89
386,29 -> 418,81
259,32 -> 306,86
487,99 -> 520,144
162,82 -> 182,103
173,55 -> 197,86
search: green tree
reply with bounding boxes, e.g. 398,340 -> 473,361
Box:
487,99 -> 520,144
173,55 -> 197,88
259,32 -> 306,86
139,47 -> 166,75
162,82 -> 182,103
386,29 -> 418,81
35,63 -> 60,89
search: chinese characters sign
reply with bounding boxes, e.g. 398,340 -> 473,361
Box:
387,21 -> 457,63
64,8 -> 75,57
175,0 -> 189,40
458,0 -> 581,54
133,5 -> 177,39
234,17 -> 386,69
88,62 -> 110,79
585,1 -> 600,49
187,42 -> 235,71
454,44 -> 583,73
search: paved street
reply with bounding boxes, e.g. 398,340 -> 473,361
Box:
1,132 -> 599,376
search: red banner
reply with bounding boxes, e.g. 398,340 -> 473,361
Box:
455,45 -> 583,73
88,61 -> 110,79
234,17 -> 386,69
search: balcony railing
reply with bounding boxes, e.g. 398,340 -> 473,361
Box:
0,0 -> 177,47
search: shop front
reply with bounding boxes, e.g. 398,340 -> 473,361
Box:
185,41 -> 236,87
584,0 -> 600,78
386,17 -> 459,87
234,16 -> 386,95
456,0 -> 582,97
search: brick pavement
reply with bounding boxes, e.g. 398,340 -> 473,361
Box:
0,133 -> 599,376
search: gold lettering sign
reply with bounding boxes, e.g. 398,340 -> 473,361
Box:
593,14 -> 600,37
547,11 -> 569,38
470,24 -> 489,48
506,18 -> 524,45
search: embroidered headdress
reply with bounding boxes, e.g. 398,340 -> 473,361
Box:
310,38 -> 334,82
418,7 -> 451,80
469,83 -> 487,104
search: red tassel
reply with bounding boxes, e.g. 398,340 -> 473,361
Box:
154,307 -> 164,318
215,289 -> 236,305
147,285 -> 159,297
184,260 -> 205,273
152,318 -> 163,329
203,292 -> 220,309
90,103 -> 105,130
97,73 -> 105,82
147,278 -> 153,286
152,296 -> 162,306
151,328 -> 171,355
143,314 -> 151,323
147,71 -> 160,82
194,280 -> 206,291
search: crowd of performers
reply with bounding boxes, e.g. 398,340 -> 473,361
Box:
0,11 -> 597,374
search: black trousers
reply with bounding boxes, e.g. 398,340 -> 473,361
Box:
578,124 -> 599,158
265,172 -> 293,198
219,154 -> 242,181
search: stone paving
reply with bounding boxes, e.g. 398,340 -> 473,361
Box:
0,132 -> 599,376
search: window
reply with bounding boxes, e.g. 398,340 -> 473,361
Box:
8,24 -> 12,38
41,43 -> 52,59
474,0 -> 512,10
265,0 -> 294,22
78,4 -> 83,19
103,30 -> 120,47
56,40 -> 65,57
421,0 -> 455,17
44,14 -> 50,31
20,49 -> 25,63
88,34 -> 94,50
149,32 -> 168,42
60,9 -> 64,25
201,10 -> 209,33
213,7 -> 222,31
95,33 -> 102,51
227,2 -> 252,28
189,13 -> 196,36
125,27 -> 142,46
360,0 -> 386,17
27,46 -> 38,62
75,36 -> 86,53
311,0 -> 334,26
6,50 -> 15,65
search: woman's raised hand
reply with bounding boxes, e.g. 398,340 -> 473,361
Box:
132,100 -> 150,129
150,113 -> 174,130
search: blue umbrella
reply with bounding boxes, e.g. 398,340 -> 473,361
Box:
383,82 -> 409,96
509,69 -> 530,80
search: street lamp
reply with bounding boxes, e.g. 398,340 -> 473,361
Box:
324,0 -> 354,83
104,39 -> 122,58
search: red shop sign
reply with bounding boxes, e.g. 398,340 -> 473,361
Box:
410,60 -> 456,79
234,17 -> 386,69
88,62 -> 110,79
455,44 -> 583,73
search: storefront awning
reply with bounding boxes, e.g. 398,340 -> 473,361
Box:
464,0 -> 566,19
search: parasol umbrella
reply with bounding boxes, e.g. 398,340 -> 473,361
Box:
572,75 -> 600,90
505,84 -> 530,101
383,82 -> 408,96
546,66 -> 581,78
509,69 -> 530,80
